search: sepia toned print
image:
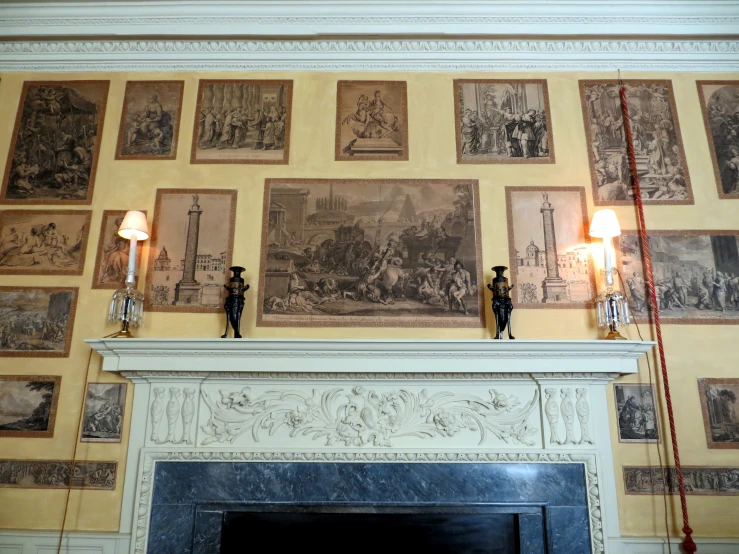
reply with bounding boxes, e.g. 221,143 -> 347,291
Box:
505,187 -> 595,308
81,383 -> 126,443
618,230 -> 739,324
336,81 -> 408,161
115,80 -> 184,160
624,466 -> 739,496
0,375 -> 61,438
454,79 -> 554,164
0,210 -> 91,275
0,460 -> 116,490
92,210 -> 146,289
1,81 -> 109,205
614,384 -> 659,443
191,80 -> 292,165
145,189 -> 237,313
697,81 -> 739,199
0,287 -> 77,357
580,80 -> 693,206
258,179 -> 484,328
698,378 -> 739,449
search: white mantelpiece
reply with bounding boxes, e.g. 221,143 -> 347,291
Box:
86,338 -> 653,554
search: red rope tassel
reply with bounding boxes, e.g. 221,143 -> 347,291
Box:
619,85 -> 696,553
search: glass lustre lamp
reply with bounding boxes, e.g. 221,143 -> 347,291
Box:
109,210 -> 149,338
589,209 -> 630,340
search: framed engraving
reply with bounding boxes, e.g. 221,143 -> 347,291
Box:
0,375 -> 61,438
80,383 -> 127,443
454,79 -> 554,164
614,383 -> 660,443
505,186 -> 595,308
335,81 -> 409,161
258,179 -> 484,328
0,210 -> 91,275
0,460 -> 116,490
1,80 -> 109,205
145,189 -> 237,313
91,210 -> 146,289
624,466 -> 739,496
698,378 -> 739,449
191,80 -> 292,165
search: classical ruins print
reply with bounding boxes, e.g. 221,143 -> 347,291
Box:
258,179 -> 484,328
614,384 -> 659,443
92,210 -> 146,289
1,81 -> 109,204
145,189 -> 236,313
624,466 -> 739,496
0,460 -> 116,490
698,378 -> 739,449
505,187 -> 595,308
0,210 -> 91,275
0,375 -> 60,438
115,80 -> 184,160
81,383 -> 126,443
454,79 -> 554,164
191,80 -> 292,164
336,81 -> 408,161
618,230 -> 739,324
580,80 -> 693,205
697,81 -> 739,199
0,287 -> 77,357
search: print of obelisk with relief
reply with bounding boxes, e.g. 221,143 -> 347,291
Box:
175,195 -> 203,305
540,193 -> 569,302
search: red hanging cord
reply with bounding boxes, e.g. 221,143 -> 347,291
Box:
619,83 -> 696,553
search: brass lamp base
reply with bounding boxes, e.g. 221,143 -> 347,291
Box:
109,327 -> 135,339
604,329 -> 627,340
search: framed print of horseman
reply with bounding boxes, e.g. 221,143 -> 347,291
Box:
697,81 -> 739,199
257,179 -> 484,328
1,81 -> 109,205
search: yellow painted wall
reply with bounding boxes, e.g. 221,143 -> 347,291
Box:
0,70 -> 737,538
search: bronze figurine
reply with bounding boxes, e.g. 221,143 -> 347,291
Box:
488,266 -> 515,339
221,266 -> 248,339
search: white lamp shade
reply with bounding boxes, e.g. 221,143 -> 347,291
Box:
118,210 -> 150,241
589,209 -> 621,239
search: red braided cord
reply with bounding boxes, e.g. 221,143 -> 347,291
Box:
619,86 -> 696,553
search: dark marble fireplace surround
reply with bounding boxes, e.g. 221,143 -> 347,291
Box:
147,460 -> 592,554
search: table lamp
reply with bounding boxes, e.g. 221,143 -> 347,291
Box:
108,210 -> 149,338
589,209 -> 630,340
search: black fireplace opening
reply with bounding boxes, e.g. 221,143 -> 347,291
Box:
220,504 -> 546,554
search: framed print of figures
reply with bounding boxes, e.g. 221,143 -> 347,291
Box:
579,80 -> 693,206
258,179 -> 484,328
618,230 -> 739,324
0,287 -> 77,357
81,383 -> 126,443
115,80 -> 184,160
145,189 -> 237,313
614,384 -> 659,443
335,81 -> 408,161
698,378 -> 739,449
454,79 -> 554,164
0,375 -> 61,438
0,210 -> 91,275
0,460 -> 116,490
191,80 -> 292,165
624,466 -> 739,496
697,81 -> 739,199
92,210 -> 145,289
1,81 -> 109,205
505,187 -> 595,308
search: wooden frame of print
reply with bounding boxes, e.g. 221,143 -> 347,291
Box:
145,188 -> 237,314
698,378 -> 739,449
80,382 -> 127,444
617,229 -> 739,325
0,375 -> 61,438
257,178 -> 485,328
696,80 -> 739,200
505,186 -> 596,309
453,79 -> 555,165
91,209 -> 146,289
0,210 -> 92,276
190,79 -> 293,165
623,466 -> 739,496
578,79 -> 694,206
335,80 -> 409,161
0,80 -> 109,205
0,286 -> 78,357
613,383 -> 661,444
115,80 -> 185,161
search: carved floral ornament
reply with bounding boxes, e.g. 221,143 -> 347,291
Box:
199,386 -> 540,447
